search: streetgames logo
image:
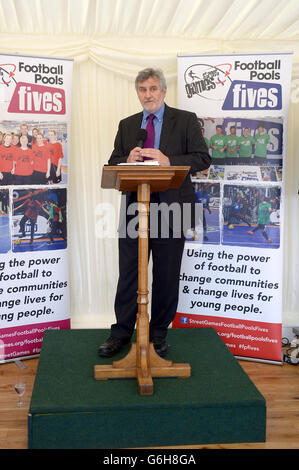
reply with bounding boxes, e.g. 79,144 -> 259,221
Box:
184,63 -> 233,101
0,63 -> 17,86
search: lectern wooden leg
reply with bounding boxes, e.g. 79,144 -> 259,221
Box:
94,181 -> 191,395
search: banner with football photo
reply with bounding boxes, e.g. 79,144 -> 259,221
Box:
0,53 -> 73,362
174,52 -> 292,363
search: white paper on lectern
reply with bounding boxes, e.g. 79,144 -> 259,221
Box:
118,161 -> 160,166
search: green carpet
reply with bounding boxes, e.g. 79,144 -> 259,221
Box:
28,328 -> 266,448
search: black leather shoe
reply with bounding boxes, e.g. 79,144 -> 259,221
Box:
98,337 -> 130,358
152,338 -> 168,357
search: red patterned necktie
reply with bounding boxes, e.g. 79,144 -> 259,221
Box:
143,114 -> 155,148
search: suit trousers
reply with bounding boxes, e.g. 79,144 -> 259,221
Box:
111,199 -> 185,341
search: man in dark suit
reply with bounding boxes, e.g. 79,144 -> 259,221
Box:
98,68 -> 211,358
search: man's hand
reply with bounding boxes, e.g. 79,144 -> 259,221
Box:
140,148 -> 170,166
127,147 -> 143,163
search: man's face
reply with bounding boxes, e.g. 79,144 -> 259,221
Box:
136,76 -> 166,114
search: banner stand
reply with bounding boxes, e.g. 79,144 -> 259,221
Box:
0,53 -> 73,363
235,356 -> 283,366
175,52 -> 292,364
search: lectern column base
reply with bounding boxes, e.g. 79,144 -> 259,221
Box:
94,343 -> 191,396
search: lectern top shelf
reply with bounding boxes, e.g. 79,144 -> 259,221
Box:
101,165 -> 190,192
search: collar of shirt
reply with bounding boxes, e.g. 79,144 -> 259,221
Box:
142,102 -> 165,123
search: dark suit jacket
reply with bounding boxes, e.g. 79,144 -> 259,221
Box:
108,103 -> 211,233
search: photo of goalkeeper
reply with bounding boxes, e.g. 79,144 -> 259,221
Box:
47,196 -> 67,244
248,195 -> 274,243
222,185 -> 280,249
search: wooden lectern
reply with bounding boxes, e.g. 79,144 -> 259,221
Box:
94,165 -> 191,395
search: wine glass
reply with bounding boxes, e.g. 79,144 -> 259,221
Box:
14,381 -> 26,407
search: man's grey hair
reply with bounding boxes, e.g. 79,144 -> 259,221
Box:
135,68 -> 167,92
